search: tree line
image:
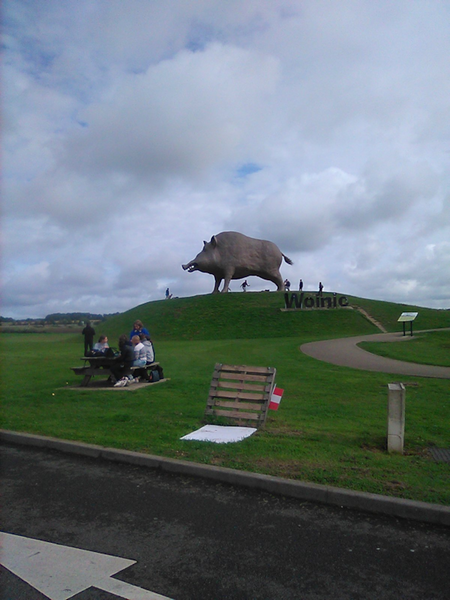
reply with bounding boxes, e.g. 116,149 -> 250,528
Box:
1,312 -> 120,325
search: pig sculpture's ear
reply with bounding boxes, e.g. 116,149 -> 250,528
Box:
210,235 -> 217,247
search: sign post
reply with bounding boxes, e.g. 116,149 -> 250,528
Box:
397,312 -> 418,336
387,383 -> 405,454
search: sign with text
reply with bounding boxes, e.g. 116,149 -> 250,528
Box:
283,292 -> 349,310
398,312 -> 418,336
397,312 -> 418,322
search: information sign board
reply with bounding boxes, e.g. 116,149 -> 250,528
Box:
397,312 -> 418,322
398,312 -> 418,336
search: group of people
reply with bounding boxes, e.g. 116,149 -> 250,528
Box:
238,278 -> 324,293
129,320 -> 155,366
297,279 -> 324,294
82,324 -> 112,358
112,320 -> 156,385
82,319 -> 156,386
286,279 -> 327,292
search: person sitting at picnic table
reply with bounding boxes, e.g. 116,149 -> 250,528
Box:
131,335 -> 147,367
110,334 -> 134,385
140,333 -> 155,364
129,319 -> 150,340
93,335 -> 109,354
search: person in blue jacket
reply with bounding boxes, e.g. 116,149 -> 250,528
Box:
129,319 -> 149,340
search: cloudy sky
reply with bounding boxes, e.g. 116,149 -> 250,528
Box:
3,0 -> 450,319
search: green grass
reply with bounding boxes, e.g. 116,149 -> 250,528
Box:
345,295 -> 450,332
1,293 -> 449,505
102,292 -> 450,342
360,330 -> 450,367
104,292 -> 377,342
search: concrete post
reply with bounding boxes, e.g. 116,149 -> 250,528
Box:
387,383 -> 405,454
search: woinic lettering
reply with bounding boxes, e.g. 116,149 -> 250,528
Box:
284,292 -> 348,310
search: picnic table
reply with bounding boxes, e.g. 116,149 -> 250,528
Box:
71,356 -> 163,387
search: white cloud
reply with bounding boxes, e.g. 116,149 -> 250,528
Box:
2,0 -> 450,318
61,43 -> 279,183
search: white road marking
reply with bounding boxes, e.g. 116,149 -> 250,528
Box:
97,575 -> 173,599
0,532 -> 172,600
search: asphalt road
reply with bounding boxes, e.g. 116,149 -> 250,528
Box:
300,329 -> 450,378
1,443 -> 450,600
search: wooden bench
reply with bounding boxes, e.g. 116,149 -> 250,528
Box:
205,363 -> 276,428
71,360 -> 162,387
129,363 -> 163,381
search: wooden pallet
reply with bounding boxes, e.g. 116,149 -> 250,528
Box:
205,363 -> 276,428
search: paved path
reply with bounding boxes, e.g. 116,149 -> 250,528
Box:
300,329 -> 450,379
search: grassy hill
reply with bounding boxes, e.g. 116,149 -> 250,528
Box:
2,291 -> 449,505
100,291 -> 450,343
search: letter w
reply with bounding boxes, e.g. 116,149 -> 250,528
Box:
284,293 -> 303,309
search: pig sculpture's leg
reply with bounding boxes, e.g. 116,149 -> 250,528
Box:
221,270 -> 234,293
212,275 -> 222,294
265,270 -> 285,291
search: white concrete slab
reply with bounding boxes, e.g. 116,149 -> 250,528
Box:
181,424 -> 257,443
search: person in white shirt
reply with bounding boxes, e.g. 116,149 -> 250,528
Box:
93,335 -> 109,353
131,335 -> 146,367
140,334 -> 155,364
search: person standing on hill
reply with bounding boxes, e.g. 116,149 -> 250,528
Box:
82,321 -> 95,356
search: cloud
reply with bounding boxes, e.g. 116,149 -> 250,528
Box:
2,0 -> 450,318
62,43 -> 279,183
229,157 -> 443,253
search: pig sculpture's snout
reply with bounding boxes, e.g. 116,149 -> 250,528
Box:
182,261 -> 197,272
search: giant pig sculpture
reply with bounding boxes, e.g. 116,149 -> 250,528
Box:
182,231 -> 293,293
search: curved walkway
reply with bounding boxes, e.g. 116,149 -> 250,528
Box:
300,329 -> 450,379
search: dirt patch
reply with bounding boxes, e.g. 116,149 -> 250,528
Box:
360,442 -> 385,453
384,480 -> 409,492
64,378 -> 169,391
249,457 -> 309,479
265,428 -> 306,438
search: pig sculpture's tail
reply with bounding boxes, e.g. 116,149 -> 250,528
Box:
282,254 -> 293,265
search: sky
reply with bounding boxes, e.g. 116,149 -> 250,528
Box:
2,0 -> 450,319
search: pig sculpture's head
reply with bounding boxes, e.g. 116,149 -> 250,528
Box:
182,236 -> 219,274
